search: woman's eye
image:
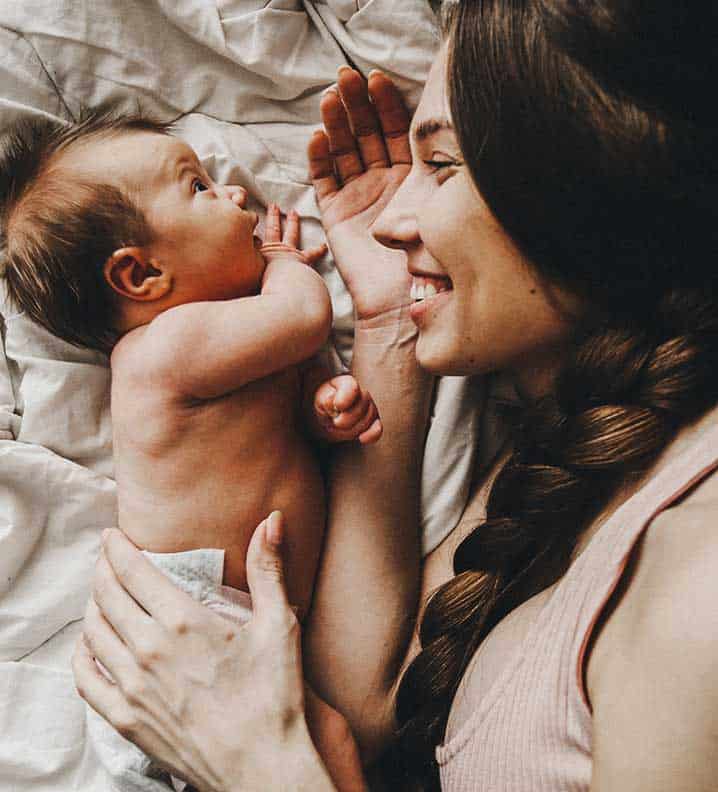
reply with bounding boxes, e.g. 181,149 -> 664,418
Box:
192,179 -> 209,194
423,158 -> 462,181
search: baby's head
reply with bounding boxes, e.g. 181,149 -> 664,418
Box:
0,108 -> 264,353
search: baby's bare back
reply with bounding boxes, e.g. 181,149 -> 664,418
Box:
110,361 -> 325,614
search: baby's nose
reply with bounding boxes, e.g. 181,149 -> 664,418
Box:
223,185 -> 248,207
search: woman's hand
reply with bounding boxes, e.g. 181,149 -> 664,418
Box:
73,514 -> 361,792
309,67 -> 413,320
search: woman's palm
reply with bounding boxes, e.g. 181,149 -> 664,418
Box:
308,69 -> 413,319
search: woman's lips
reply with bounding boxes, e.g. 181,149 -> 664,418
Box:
409,287 -> 452,326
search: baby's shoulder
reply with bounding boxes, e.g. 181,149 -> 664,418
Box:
110,322 -> 182,389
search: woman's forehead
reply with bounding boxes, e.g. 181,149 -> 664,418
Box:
411,45 -> 452,140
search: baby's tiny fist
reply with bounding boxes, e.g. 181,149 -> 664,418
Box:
313,375 -> 381,445
329,375 -> 360,415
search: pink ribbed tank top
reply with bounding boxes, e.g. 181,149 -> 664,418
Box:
436,411 -> 718,791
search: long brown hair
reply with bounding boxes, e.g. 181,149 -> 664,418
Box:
393,2 -> 718,788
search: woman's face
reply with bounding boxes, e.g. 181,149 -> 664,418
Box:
372,47 -> 579,397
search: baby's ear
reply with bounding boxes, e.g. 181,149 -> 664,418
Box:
104,247 -> 172,302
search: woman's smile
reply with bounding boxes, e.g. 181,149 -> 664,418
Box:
409,275 -> 453,325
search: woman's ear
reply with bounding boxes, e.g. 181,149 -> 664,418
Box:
103,247 -> 172,302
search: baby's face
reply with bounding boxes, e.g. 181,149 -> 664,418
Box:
66,131 -> 266,304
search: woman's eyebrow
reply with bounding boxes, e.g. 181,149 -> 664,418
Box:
413,117 -> 453,142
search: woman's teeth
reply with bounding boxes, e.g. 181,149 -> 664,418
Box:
410,276 -> 451,302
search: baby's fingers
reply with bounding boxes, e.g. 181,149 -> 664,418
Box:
283,210 -> 300,248
264,203 -> 282,244
338,395 -> 382,445
331,375 -> 361,412
314,381 -> 338,418
302,244 -> 328,265
359,417 -> 383,445
331,388 -> 374,430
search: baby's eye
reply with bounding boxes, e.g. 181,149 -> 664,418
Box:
192,179 -> 209,194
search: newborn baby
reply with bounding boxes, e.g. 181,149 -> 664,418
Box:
0,109 -> 380,792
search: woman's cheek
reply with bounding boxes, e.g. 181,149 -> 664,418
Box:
420,177 -> 477,267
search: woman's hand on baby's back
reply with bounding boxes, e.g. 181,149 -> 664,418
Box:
309,68 -> 412,320
313,374 -> 382,445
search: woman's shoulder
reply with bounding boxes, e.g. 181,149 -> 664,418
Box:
632,465 -> 718,636
596,432 -> 718,667
586,466 -> 718,789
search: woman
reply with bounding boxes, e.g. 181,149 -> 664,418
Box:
74,1 -> 718,790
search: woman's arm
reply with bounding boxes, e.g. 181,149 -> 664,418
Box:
302,68 -> 435,759
74,515 -> 359,792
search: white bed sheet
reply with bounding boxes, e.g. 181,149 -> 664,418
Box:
0,2 -> 481,789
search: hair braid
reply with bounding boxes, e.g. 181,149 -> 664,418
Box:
391,286 -> 718,790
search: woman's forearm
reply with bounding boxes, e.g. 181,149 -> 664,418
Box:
304,308 -> 434,758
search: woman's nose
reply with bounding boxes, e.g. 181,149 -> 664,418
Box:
371,183 -> 421,251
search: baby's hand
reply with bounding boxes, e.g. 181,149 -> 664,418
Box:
260,203 -> 327,265
314,374 -> 382,445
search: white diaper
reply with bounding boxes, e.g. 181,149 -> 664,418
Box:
87,548 -> 251,792
144,548 -> 252,623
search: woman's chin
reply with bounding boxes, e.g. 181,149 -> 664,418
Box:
415,335 -> 487,377
415,336 -> 460,376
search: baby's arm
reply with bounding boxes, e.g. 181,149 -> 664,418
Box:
140,205 -> 331,399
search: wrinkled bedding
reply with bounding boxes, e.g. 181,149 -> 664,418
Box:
0,2 -> 482,789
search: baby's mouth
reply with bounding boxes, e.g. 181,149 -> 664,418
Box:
410,275 -> 453,302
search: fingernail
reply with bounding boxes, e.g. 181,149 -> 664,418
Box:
368,69 -> 383,79
266,511 -> 283,548
337,65 -> 353,74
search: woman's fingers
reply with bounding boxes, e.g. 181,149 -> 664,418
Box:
72,637 -> 135,731
368,70 -> 412,166
245,512 -> 294,626
99,530 -> 206,635
336,67 -> 389,170
92,548 -> 157,653
82,597 -> 139,686
308,130 -> 339,204
320,88 -> 364,185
